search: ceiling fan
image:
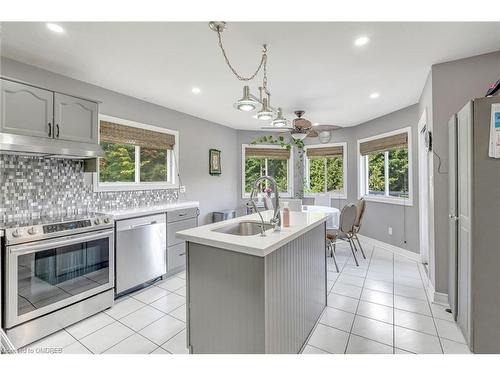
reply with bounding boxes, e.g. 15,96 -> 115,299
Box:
262,110 -> 342,141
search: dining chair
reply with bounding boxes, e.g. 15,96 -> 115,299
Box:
314,193 -> 331,207
326,204 -> 359,266
353,198 -> 367,259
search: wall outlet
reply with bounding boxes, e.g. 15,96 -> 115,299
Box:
180,185 -> 186,193
388,227 -> 393,235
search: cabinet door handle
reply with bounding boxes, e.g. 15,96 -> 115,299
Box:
179,252 -> 186,256
178,213 -> 187,217
48,122 -> 52,137
56,123 -> 60,138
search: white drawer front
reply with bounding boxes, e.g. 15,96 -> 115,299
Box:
168,217 -> 197,246
168,243 -> 186,271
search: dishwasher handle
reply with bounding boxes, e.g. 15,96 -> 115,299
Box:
116,214 -> 166,232
129,221 -> 158,229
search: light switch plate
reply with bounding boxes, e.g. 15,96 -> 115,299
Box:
180,185 -> 186,193
388,227 -> 393,235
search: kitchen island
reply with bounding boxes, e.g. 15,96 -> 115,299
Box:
176,210 -> 329,354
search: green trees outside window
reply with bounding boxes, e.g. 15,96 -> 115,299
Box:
99,142 -> 136,183
366,148 -> 408,198
99,142 -> 170,184
244,157 -> 289,194
140,147 -> 168,182
306,156 -> 344,194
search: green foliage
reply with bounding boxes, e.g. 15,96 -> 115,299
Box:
368,152 -> 385,193
99,142 -> 136,183
367,148 -> 408,196
306,156 -> 343,194
244,157 -> 288,193
388,148 -> 408,197
140,147 -> 168,182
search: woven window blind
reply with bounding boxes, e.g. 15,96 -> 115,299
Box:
359,132 -> 408,156
306,146 -> 343,159
245,147 -> 290,160
100,121 -> 175,150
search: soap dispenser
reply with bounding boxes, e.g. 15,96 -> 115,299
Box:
282,201 -> 290,227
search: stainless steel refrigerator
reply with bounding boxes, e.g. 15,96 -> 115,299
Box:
448,96 -> 500,353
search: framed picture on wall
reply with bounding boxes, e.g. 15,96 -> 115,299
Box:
209,149 -> 221,175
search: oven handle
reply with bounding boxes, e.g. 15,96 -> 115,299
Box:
8,229 -> 114,255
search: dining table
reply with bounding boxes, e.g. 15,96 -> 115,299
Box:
301,205 -> 340,230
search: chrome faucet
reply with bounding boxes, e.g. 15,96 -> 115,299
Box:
246,176 -> 281,236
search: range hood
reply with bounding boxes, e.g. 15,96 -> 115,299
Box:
0,133 -> 105,159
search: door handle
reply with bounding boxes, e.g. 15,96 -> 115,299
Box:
56,123 -> 60,138
448,215 -> 458,221
48,122 -> 52,137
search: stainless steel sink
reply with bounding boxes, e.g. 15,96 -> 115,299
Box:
212,221 -> 273,236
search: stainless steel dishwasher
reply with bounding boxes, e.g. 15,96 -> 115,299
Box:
115,213 -> 167,295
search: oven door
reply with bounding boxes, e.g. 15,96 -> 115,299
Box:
5,229 -> 114,328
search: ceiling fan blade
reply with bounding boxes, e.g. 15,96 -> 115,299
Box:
260,127 -> 294,131
312,124 -> 342,131
307,130 -> 319,138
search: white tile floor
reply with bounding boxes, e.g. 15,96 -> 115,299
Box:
20,241 -> 471,354
304,241 -> 471,354
21,272 -> 188,354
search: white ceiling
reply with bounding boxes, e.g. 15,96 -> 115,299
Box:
1,22 -> 500,130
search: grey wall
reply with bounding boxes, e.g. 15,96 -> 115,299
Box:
1,57 -> 239,225
423,50 -> 500,293
237,105 -> 420,253
346,105 -> 420,252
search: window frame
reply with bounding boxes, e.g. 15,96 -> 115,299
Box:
357,127 -> 413,206
94,114 -> 179,192
303,142 -> 348,199
241,144 -> 294,199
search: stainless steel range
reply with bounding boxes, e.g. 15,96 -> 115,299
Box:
2,214 -> 115,348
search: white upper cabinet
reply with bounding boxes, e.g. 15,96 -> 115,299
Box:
54,93 -> 98,144
1,79 -> 54,138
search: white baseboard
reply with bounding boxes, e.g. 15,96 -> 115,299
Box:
358,234 -> 449,306
357,234 -> 420,262
417,262 -> 450,307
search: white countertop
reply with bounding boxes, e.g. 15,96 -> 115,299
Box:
176,210 -> 329,257
98,201 -> 199,220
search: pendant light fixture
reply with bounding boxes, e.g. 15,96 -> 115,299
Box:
255,98 -> 274,121
210,21 -> 287,128
234,86 -> 258,112
271,108 -> 289,127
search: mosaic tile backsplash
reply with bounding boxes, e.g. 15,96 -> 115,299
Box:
0,154 -> 178,223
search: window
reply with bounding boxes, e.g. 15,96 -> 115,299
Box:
304,143 -> 347,198
242,145 -> 293,197
358,127 -> 412,205
96,115 -> 179,191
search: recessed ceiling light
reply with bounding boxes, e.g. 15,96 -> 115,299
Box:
191,87 -> 201,94
354,36 -> 369,46
313,122 -> 319,126
46,23 -> 64,34
370,92 -> 380,99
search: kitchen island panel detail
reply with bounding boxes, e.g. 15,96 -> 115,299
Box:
186,222 -> 326,354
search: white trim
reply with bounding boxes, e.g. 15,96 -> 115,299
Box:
241,144 -> 294,199
303,142 -> 348,199
357,234 -> 419,261
418,109 -> 430,265
417,262 -> 450,306
357,126 -> 413,206
94,114 -> 180,192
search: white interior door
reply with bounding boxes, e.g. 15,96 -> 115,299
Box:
457,101 -> 473,346
418,110 -> 429,266
448,114 -> 458,319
